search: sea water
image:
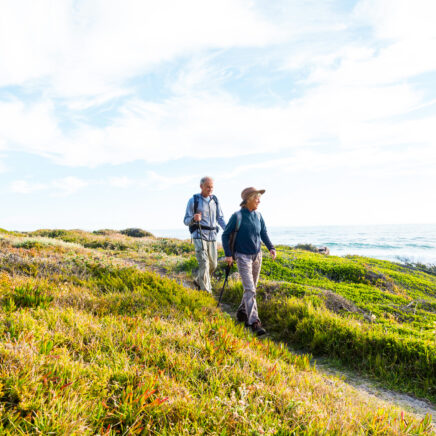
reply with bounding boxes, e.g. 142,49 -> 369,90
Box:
151,223 -> 436,265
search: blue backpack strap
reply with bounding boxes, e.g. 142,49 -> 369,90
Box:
212,195 -> 220,232
211,194 -> 218,207
229,210 -> 243,259
189,194 -> 202,234
193,194 -> 201,213
235,210 -> 242,231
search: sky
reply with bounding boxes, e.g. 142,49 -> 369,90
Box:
1,0 -> 435,233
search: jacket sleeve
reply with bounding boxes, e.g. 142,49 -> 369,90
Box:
183,197 -> 195,226
221,212 -> 236,257
260,215 -> 274,251
216,200 -> 226,231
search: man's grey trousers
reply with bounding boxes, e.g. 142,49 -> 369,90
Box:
235,251 -> 262,325
194,239 -> 217,293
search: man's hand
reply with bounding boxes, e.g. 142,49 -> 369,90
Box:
194,212 -> 202,222
225,256 -> 233,266
270,249 -> 276,261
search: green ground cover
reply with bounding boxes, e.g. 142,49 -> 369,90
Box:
221,246 -> 436,402
0,230 -> 434,434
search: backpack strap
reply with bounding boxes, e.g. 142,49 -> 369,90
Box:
235,210 -> 242,231
193,194 -> 201,214
195,194 -> 219,212
229,210 -> 243,259
190,194 -> 220,234
189,194 -> 201,234
211,194 -> 218,208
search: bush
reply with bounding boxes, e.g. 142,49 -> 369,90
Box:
176,256 -> 198,272
120,228 -> 154,238
407,262 -> 436,277
6,284 -> 54,309
14,240 -> 44,249
294,243 -> 319,253
83,240 -> 129,251
150,239 -> 193,256
92,229 -> 119,236
34,229 -> 68,238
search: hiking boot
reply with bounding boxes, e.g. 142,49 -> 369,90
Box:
250,321 -> 266,336
236,308 -> 248,324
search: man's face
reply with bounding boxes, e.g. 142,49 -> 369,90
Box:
200,180 -> 214,197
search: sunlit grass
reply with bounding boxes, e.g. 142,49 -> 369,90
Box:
0,230 -> 433,434
219,246 -> 436,402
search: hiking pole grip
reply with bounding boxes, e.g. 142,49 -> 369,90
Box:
217,264 -> 231,307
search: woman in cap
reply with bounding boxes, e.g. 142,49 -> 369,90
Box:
221,187 -> 276,336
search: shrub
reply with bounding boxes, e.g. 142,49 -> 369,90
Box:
92,229 -> 119,236
175,256 -> 198,272
83,240 -> 129,251
120,228 -> 154,238
13,240 -> 44,249
294,243 -> 319,253
150,239 -> 193,256
407,262 -> 436,277
6,283 -> 54,309
34,229 -> 68,238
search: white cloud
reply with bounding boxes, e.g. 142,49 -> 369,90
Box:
10,180 -> 48,194
1,84 -> 435,169
144,171 -> 197,191
106,173 -> 199,191
281,1 -> 436,98
107,176 -> 134,188
66,89 -> 133,111
2,1 -> 433,167
1,0 -> 435,200
0,99 -> 63,156
52,176 -> 88,196
0,0 -> 283,98
9,173 -> 200,196
10,177 -> 87,196
219,144 -> 436,181
353,0 -> 436,41
304,40 -> 436,88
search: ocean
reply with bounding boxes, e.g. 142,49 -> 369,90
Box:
151,223 -> 436,265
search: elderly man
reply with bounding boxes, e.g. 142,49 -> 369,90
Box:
184,176 -> 226,293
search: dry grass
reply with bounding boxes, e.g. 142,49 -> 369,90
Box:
0,231 -> 433,434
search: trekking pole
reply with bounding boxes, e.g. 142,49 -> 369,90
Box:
217,264 -> 231,307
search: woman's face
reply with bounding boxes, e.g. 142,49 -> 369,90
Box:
246,193 -> 261,211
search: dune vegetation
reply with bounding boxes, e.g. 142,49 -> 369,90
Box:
223,247 -> 436,402
0,229 -> 434,435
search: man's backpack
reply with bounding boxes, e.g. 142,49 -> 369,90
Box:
188,194 -> 220,234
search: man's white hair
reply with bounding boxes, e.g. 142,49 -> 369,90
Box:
200,176 -> 213,185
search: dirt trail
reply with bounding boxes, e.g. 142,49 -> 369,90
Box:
314,358 -> 436,425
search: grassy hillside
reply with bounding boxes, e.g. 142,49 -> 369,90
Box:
224,247 -> 436,402
0,229 -> 433,434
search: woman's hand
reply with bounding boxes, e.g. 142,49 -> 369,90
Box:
225,256 -> 233,266
270,249 -> 276,261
